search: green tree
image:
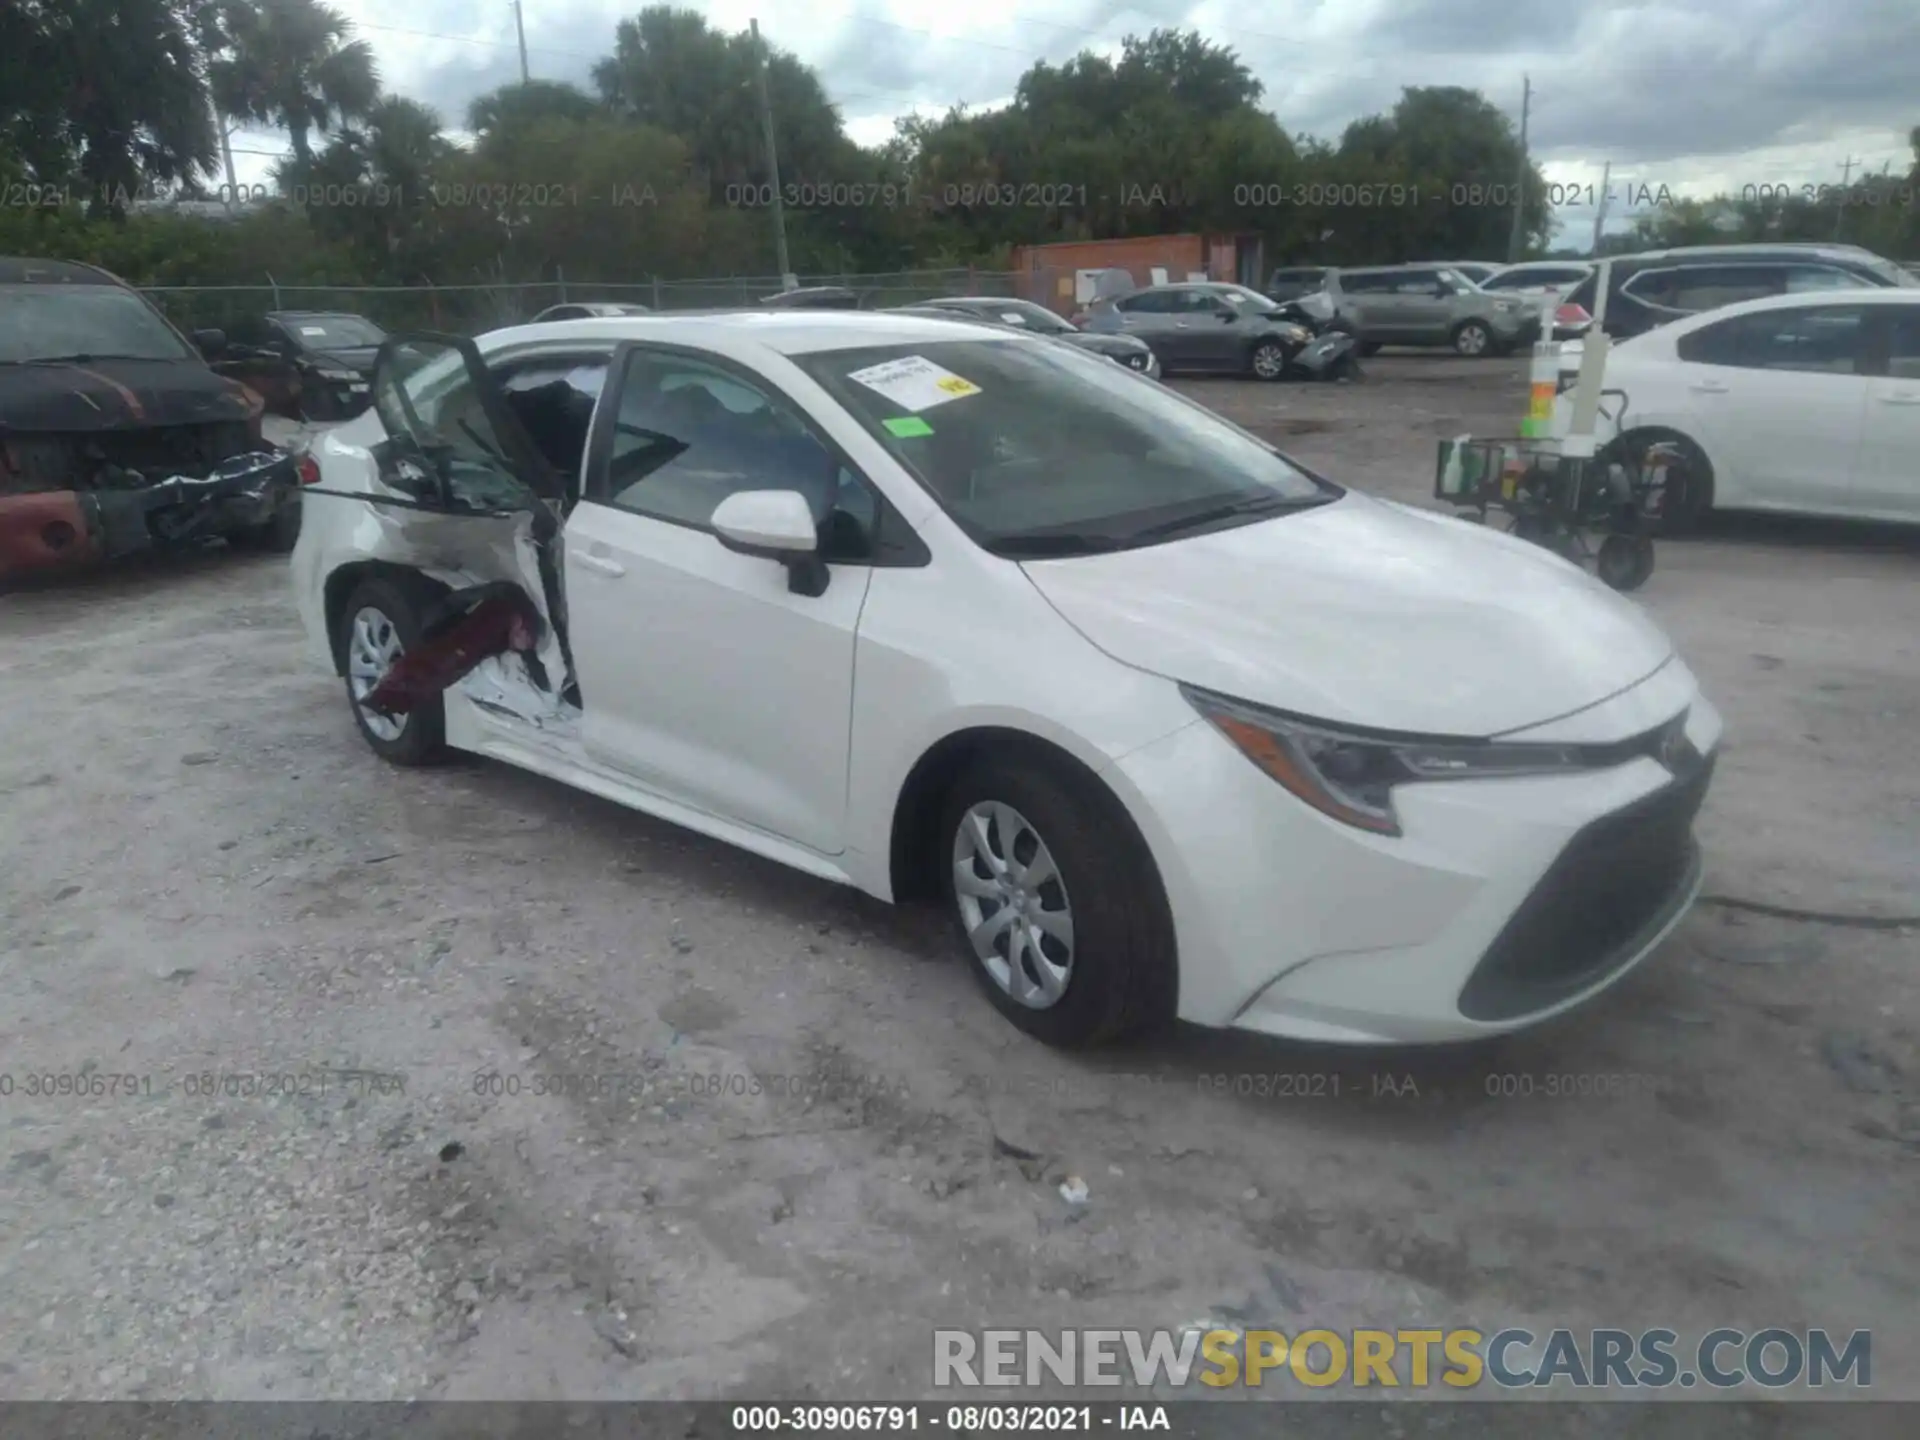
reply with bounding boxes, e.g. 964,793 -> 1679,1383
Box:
206,0 -> 379,166
466,81 -> 604,147
1,0 -> 218,216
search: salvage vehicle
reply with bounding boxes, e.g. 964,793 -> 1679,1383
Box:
0,258 -> 304,579
890,296 -> 1163,378
530,301 -> 654,321
1328,266 -> 1540,357
216,310 -> 387,421
1082,283 -> 1359,380
294,311 -> 1721,1048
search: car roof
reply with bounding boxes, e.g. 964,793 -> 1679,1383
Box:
0,256 -> 128,286
483,309 -> 1022,356
268,310 -> 373,320
1605,244 -> 1882,266
1494,260 -> 1593,270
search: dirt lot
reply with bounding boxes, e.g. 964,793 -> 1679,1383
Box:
2,355 -> 1916,1424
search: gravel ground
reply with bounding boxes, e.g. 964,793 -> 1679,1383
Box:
2,356 -> 1916,1421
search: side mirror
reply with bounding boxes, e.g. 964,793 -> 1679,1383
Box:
711,489 -> 828,597
193,327 -> 227,358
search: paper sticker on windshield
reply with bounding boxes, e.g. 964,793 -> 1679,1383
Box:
300,325 -> 328,336
847,354 -> 981,412
884,416 -> 934,438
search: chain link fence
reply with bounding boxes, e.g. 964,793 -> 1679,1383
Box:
139,269 -> 1040,336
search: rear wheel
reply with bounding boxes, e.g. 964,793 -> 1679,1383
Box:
340,575 -> 447,766
1250,340 -> 1289,381
1596,533 -> 1656,591
939,755 -> 1175,1048
1358,340 -> 1383,357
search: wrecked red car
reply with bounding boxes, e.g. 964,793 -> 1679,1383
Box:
0,257 -> 304,580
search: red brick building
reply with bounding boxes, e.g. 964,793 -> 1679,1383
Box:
1010,233 -> 1268,312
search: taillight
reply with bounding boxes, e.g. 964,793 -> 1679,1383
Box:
296,454 -> 321,486
1557,302 -> 1592,327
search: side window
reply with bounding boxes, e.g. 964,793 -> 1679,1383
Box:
1176,289 -> 1224,314
493,354 -> 610,479
1117,291 -> 1171,314
1784,266 -> 1865,294
591,352 -> 885,562
1678,306 -> 1865,374
1886,308 -> 1920,380
1338,272 -> 1388,294
1662,266 -> 1784,313
372,338 -> 552,512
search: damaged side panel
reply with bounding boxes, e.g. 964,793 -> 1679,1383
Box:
312,432 -> 579,733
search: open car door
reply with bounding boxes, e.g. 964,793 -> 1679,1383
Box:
311,333 -> 580,717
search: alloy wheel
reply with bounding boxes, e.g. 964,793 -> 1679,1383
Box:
1455,322 -> 1490,356
1252,342 -> 1287,379
347,605 -> 407,741
951,800 -> 1075,1009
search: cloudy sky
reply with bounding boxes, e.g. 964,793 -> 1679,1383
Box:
226,0 -> 1920,250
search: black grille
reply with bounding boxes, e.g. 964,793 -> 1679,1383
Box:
1457,751 -> 1714,1023
89,422 -> 254,479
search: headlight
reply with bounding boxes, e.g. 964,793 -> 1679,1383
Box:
1181,685 -> 1590,836
1279,324 -> 1310,344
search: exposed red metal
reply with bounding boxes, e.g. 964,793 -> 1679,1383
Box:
0,492 -> 101,576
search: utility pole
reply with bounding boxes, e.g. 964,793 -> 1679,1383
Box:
1505,75 -> 1531,264
1834,154 -> 1857,240
750,18 -> 793,287
1589,159 -> 1612,254
512,0 -> 530,83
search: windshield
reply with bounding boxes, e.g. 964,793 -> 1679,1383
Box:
1217,286 -> 1281,312
0,284 -> 196,364
795,339 -> 1335,554
281,315 -> 386,349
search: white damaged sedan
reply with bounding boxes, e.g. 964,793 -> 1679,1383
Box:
291,310 -> 1721,1047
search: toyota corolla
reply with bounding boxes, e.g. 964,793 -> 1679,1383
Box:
291,311 -> 1720,1048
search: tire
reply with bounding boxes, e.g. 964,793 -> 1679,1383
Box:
1596,533 -> 1655,592
339,575 -> 448,766
1358,341 -> 1383,357
938,754 -> 1176,1048
1451,319 -> 1493,357
229,499 -> 301,554
1250,340 -> 1290,382
1616,432 -> 1714,537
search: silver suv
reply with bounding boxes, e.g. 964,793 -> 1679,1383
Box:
1330,265 -> 1541,356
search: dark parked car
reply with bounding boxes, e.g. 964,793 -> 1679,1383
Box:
218,310 -> 387,420
892,296 -> 1162,377
1564,244 -> 1918,339
530,301 -> 653,321
0,258 -> 301,579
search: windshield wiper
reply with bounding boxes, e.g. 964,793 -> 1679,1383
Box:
990,532 -> 1127,557
1126,493 -> 1331,543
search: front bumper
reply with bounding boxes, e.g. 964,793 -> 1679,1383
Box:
0,451 -> 299,577
1494,313 -> 1542,346
1110,660 -> 1722,1044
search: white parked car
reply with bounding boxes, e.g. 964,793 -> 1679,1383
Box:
292,313 -> 1721,1048
1574,288 -> 1920,530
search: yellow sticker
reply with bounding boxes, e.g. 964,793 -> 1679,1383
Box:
935,375 -> 980,396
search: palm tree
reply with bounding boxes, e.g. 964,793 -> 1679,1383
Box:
465,80 -> 601,149
206,0 -> 379,168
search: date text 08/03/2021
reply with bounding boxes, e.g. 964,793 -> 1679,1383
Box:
728,1405 -> 1168,1432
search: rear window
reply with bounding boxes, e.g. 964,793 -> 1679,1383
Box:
281,315 -> 386,348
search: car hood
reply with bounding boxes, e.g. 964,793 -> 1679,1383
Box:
0,356 -> 257,434
1065,332 -> 1150,357
1019,493 -> 1675,737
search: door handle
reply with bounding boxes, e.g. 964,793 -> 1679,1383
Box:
575,552 -> 625,577
1688,381 -> 1730,394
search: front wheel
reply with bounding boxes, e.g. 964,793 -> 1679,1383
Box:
939,756 -> 1175,1048
340,576 -> 448,766
1250,340 -> 1290,381
1452,320 -> 1493,357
